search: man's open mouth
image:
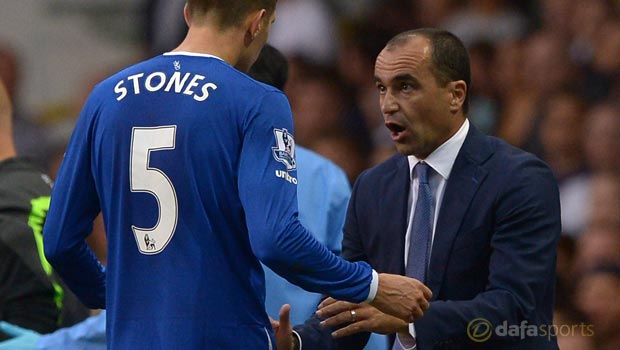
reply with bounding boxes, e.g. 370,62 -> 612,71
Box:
385,122 -> 406,133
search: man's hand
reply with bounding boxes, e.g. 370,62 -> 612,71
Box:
316,299 -> 409,338
370,273 -> 432,322
270,304 -> 296,350
0,322 -> 41,350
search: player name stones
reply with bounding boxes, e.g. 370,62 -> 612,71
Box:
114,71 -> 218,102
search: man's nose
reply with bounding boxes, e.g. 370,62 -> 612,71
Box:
381,91 -> 398,115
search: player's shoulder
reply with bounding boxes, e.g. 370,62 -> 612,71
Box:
0,157 -> 52,202
98,56 -> 160,86
232,69 -> 285,98
87,57 -> 159,99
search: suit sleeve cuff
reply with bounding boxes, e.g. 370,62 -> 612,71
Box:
364,269 -> 379,302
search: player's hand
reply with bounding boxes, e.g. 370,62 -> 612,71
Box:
0,322 -> 41,350
370,273 -> 432,322
270,304 -> 296,350
316,299 -> 409,338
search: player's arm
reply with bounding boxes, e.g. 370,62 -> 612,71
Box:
43,94 -> 105,310
238,90 -> 373,303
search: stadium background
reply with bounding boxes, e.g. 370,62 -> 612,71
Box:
1,1 -> 619,349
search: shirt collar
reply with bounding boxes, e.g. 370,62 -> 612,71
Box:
408,119 -> 469,180
163,51 -> 225,62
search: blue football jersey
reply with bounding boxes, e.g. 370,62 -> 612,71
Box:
43,52 -> 373,350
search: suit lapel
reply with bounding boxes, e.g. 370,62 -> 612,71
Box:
427,126 -> 491,297
380,155 -> 411,275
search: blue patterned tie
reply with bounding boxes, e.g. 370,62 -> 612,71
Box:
393,162 -> 433,350
406,162 -> 433,283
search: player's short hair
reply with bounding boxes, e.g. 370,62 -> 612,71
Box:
248,44 -> 288,90
386,28 -> 471,114
187,0 -> 277,29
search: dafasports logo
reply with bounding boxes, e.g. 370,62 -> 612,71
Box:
466,318 -> 594,342
467,318 -> 493,342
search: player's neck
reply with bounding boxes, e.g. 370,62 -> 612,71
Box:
172,25 -> 244,68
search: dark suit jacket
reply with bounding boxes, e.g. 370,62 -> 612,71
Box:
295,125 -> 561,350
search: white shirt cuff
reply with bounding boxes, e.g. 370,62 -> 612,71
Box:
292,330 -> 302,350
364,269 -> 379,302
409,323 -> 417,338
395,331 -> 417,350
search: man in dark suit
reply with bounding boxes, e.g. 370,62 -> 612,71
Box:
287,28 -> 561,350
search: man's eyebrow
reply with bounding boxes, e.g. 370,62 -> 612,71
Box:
392,73 -> 416,82
375,73 -> 417,84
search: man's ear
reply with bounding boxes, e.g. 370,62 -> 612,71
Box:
449,80 -> 467,113
247,9 -> 267,41
183,3 -> 191,27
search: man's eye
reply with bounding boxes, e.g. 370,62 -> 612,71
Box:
376,85 -> 386,94
401,83 -> 412,91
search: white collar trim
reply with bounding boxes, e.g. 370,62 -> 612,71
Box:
163,51 -> 225,61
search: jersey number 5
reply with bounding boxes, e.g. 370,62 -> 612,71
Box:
130,126 -> 178,254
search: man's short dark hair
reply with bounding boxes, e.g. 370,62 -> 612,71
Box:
248,44 -> 288,90
187,0 -> 277,29
386,28 -> 471,114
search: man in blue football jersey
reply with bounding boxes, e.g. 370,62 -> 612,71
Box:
42,1 -> 431,349
0,43 -> 384,350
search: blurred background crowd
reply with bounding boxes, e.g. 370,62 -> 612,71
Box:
1,0 -> 620,349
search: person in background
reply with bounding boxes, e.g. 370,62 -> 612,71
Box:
0,78 -> 88,341
0,43 -> 47,168
0,313 -> 105,350
575,264 -> 620,350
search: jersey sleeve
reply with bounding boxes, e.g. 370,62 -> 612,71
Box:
237,90 -> 372,303
43,92 -> 106,309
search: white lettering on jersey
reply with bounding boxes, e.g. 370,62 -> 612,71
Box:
193,83 -> 218,102
183,74 -> 205,96
114,71 -> 218,102
127,73 -> 145,95
275,170 -> 298,184
114,80 -> 127,101
165,72 -> 191,93
145,72 -> 167,92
